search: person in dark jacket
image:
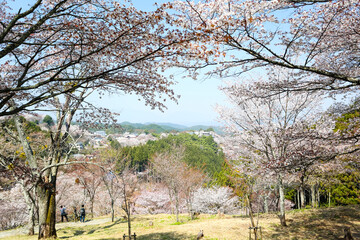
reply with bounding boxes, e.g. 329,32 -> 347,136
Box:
60,205 -> 68,222
79,205 -> 86,222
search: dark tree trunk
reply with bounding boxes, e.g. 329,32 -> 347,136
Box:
111,199 -> 115,222
37,177 -> 57,239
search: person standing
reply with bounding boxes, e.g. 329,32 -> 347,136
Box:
79,204 -> 86,223
60,205 -> 68,222
73,206 -> 79,222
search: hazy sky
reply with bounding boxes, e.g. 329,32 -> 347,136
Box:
88,70 -> 227,126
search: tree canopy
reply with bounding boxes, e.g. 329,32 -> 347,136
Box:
118,133 -> 225,177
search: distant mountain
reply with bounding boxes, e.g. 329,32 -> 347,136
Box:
117,122 -> 224,134
146,122 -> 188,130
74,121 -> 224,135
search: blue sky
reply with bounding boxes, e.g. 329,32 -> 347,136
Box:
88,69 -> 227,126
88,0 -> 228,126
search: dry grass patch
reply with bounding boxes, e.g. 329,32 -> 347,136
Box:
1,206 -> 360,239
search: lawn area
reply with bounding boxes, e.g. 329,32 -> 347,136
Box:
1,205 -> 359,240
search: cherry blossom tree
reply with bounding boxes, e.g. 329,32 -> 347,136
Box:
170,0 -> 359,96
0,1 -> 199,238
182,167 -> 206,219
134,185 -> 171,214
117,168 -> 138,240
151,145 -> 189,223
0,184 -> 27,231
0,115 -> 48,235
98,148 -> 123,222
0,0 -> 195,117
0,87 -> 112,238
192,186 -> 239,214
216,71 -> 322,226
74,164 -> 103,219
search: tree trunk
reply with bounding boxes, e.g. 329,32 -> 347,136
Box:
127,202 -> 131,240
20,183 -> 36,235
168,188 -> 174,215
297,189 -> 300,209
27,202 -> 36,235
246,194 -> 257,239
264,195 -> 269,214
37,179 -> 57,239
90,198 -> 94,219
111,199 -> 115,222
14,115 -> 37,235
300,186 -> 305,209
278,175 -> 287,226
328,190 -> 331,208
186,191 -> 194,220
174,188 -> 180,223
317,187 -> 320,208
311,184 -> 316,208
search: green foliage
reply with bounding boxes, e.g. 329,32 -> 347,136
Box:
118,133 -> 225,176
211,160 -> 253,197
1,116 -> 42,135
107,136 -> 121,150
333,109 -> 360,136
25,120 -> 42,133
285,188 -> 296,202
330,172 -> 360,205
43,115 -> 54,126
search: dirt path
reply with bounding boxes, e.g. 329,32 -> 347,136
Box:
0,218 -> 111,239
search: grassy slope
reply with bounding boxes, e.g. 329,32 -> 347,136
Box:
1,205 -> 360,240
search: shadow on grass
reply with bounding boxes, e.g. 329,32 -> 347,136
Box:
136,231 -> 194,240
97,239 -> 120,240
232,215 -> 249,219
102,219 -> 124,229
264,205 -> 360,240
59,230 -> 86,239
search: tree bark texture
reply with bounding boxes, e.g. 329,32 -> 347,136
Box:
111,199 -> 115,222
264,195 -> 269,214
127,203 -> 131,239
246,194 -> 258,239
37,177 -> 57,239
300,186 -> 305,209
317,187 -> 320,208
278,175 -> 287,226
311,184 -> 316,208
174,187 -> 180,223
297,189 -> 301,209
20,183 -> 36,235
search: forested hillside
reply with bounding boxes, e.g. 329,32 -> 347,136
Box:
118,133 -> 225,177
